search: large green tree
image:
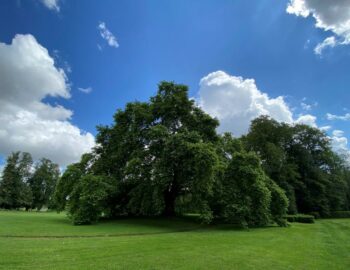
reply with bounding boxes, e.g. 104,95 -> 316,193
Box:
211,134 -> 288,227
96,82 -> 219,219
244,116 -> 350,216
64,81 -> 219,223
29,158 -> 60,210
0,152 -> 33,209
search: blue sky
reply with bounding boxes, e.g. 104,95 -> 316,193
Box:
0,0 -> 349,166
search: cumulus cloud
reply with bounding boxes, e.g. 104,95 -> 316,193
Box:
198,70 -> 350,163
0,34 -> 95,166
331,129 -> 350,164
295,114 -> 317,127
301,102 -> 312,111
286,0 -> 350,54
333,130 -> 345,137
301,99 -> 317,111
40,0 -> 60,12
78,87 -> 93,94
326,112 -> 350,121
198,71 -> 293,136
98,22 -> 119,48
198,71 -> 325,135
320,125 -> 332,132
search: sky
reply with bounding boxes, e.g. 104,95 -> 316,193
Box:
0,0 -> 350,167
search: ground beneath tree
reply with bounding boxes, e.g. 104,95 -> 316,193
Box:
0,211 -> 349,269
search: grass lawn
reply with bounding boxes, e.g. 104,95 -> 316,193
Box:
0,211 -> 349,269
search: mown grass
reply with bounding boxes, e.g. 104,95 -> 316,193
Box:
0,211 -> 199,237
0,211 -> 349,269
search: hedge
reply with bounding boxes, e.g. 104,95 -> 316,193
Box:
284,214 -> 315,223
330,211 -> 350,218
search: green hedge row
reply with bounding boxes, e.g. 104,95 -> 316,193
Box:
284,214 -> 315,223
330,211 -> 350,218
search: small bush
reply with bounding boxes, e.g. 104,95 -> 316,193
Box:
285,214 -> 315,223
330,211 -> 350,218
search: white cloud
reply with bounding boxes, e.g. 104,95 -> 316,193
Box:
98,22 -> 119,48
78,87 -> 93,94
332,135 -> 348,152
314,36 -> 337,55
320,125 -> 332,132
40,0 -> 60,12
301,102 -> 312,111
0,34 -> 95,166
198,70 -> 350,164
198,71 -> 293,136
295,114 -> 317,127
326,112 -> 350,121
333,130 -> 345,137
286,0 -> 350,54
331,129 -> 350,164
0,164 -> 4,178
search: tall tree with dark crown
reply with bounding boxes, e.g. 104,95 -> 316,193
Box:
93,81 -> 219,221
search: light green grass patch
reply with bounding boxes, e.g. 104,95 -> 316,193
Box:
0,211 -> 349,269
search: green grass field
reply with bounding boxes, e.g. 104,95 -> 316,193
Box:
0,211 -> 349,269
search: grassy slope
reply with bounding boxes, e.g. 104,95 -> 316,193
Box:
0,211 -> 349,270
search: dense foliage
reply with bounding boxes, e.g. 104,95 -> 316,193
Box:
243,116 -> 350,217
29,158 -> 60,210
54,82 -> 284,226
0,152 -> 59,210
2,82 -> 350,227
0,152 -> 33,209
210,134 -> 288,227
284,214 -> 315,223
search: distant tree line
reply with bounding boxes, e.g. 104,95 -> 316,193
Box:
2,82 -> 350,228
53,82 -> 350,227
0,152 -> 59,210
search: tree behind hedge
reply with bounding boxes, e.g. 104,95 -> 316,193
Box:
244,116 -> 350,216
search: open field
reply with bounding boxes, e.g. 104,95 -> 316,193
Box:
0,211 -> 350,269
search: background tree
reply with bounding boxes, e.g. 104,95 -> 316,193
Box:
244,116 -> 350,217
0,152 -> 33,209
29,158 -> 60,210
243,116 -> 299,213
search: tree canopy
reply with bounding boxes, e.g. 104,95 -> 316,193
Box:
0,152 -> 59,210
243,116 -> 350,217
2,82 -> 350,228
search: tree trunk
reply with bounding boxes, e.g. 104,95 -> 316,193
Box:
163,181 -> 178,216
163,191 -> 176,216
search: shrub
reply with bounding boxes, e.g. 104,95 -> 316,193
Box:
67,174 -> 114,225
285,214 -> 315,223
330,211 -> 350,218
